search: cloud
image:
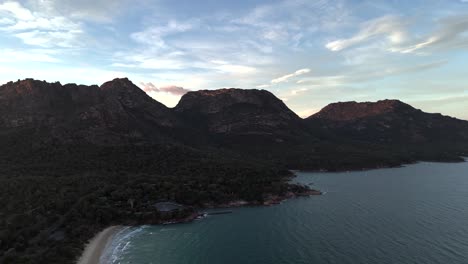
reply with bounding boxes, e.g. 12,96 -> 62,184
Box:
26,0 -> 132,23
0,1 -> 83,48
0,2 -> 34,20
113,19 -> 213,71
131,20 -> 194,46
113,1 -> 350,91
389,15 -> 468,54
296,60 -> 447,87
113,17 -> 266,79
271,68 -> 311,84
140,82 -> 191,96
326,14 -> 468,55
0,17 -> 14,25
325,15 -> 406,51
112,57 -> 187,70
216,64 -> 257,74
277,60 -> 448,103
14,30 -> 82,48
296,75 -> 346,87
159,85 -> 190,96
234,0 -> 352,44
0,48 -> 60,62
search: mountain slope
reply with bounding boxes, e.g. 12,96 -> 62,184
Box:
306,99 -> 468,143
305,100 -> 468,162
0,78 -> 183,146
175,88 -> 313,146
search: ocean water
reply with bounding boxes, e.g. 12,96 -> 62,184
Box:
104,160 -> 468,264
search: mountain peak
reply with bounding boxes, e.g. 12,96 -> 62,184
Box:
1,78 -> 62,96
174,88 -> 309,142
306,99 -> 468,144
176,88 -> 293,115
99,77 -> 137,90
309,99 -> 414,121
0,78 -> 181,144
189,88 -> 259,97
98,77 -> 162,108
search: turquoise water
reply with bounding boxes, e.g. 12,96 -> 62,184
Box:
104,161 -> 468,264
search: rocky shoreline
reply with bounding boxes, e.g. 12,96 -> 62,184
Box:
75,183 -> 322,263
162,186 -> 322,225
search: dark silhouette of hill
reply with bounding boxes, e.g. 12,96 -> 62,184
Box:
305,100 -> 468,163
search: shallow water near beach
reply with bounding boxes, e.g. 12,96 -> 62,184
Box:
104,160 -> 468,264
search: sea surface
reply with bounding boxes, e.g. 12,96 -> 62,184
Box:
103,160 -> 468,264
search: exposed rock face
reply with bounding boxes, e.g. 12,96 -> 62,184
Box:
0,79 -> 71,128
0,78 -> 180,145
175,88 -> 310,143
307,99 -> 468,144
310,100 -> 414,121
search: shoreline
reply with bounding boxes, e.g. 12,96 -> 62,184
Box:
76,189 -> 321,263
76,226 -> 122,264
74,159 -> 468,263
294,156 -> 468,174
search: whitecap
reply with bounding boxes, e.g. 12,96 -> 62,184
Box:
100,226 -> 148,264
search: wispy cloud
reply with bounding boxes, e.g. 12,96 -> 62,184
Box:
389,15 -> 468,54
140,82 -> 191,96
0,48 -> 60,62
234,0 -> 352,44
0,1 -> 83,48
325,15 -> 406,51
215,64 -> 257,74
271,68 -> 311,84
27,0 -> 131,23
326,14 -> 468,55
131,20 -> 195,47
0,2 -> 34,20
111,0 -> 352,92
296,60 -> 447,87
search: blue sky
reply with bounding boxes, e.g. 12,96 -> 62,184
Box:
0,0 -> 467,119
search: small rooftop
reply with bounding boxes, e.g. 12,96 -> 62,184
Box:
154,202 -> 185,212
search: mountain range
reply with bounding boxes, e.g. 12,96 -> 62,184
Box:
1,78 -> 467,170
1,78 -> 468,263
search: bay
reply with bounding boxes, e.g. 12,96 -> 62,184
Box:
106,160 -> 468,264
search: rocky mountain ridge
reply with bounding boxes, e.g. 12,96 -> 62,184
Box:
0,78 -> 183,145
306,99 -> 468,144
1,78 -> 467,165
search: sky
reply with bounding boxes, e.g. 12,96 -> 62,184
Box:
0,0 -> 467,119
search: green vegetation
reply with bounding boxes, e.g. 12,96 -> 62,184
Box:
0,144 -> 300,263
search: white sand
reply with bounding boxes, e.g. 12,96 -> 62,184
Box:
77,226 -> 122,264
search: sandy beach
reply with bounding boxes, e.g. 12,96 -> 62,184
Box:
77,226 -> 122,264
